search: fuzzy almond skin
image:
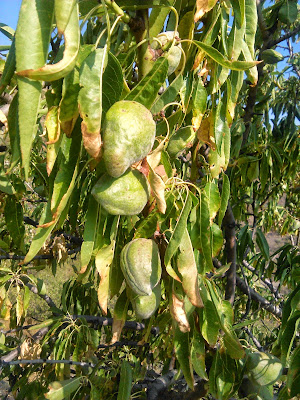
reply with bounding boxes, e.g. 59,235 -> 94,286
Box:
131,284 -> 161,319
121,238 -> 161,296
102,100 -> 156,178
91,169 -> 150,215
247,352 -> 283,386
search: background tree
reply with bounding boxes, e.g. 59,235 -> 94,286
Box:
0,0 -> 299,399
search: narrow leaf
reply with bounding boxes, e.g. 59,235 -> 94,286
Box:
17,3 -> 79,81
117,361 -> 132,400
125,57 -> 169,109
4,195 -> 25,251
193,40 -> 259,70
78,48 -> 107,158
256,228 -> 270,261
164,190 -> 192,273
80,196 -> 99,271
45,377 -> 81,400
95,216 -> 119,315
151,74 -> 183,114
218,173 -> 230,226
148,165 -> 166,214
16,0 -> 54,178
177,228 -> 203,308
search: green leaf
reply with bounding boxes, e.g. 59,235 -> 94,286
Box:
15,0 -> 54,178
245,0 -> 257,59
60,70 -> 80,136
0,37 -> 16,94
0,23 -> 14,40
193,40 -> 259,70
210,223 -> 223,257
204,181 -> 221,223
80,196 -> 99,270
287,347 -> 300,397
197,280 -> 220,345
164,191 -> 192,278
4,195 -> 25,251
191,329 -> 208,380
218,173 -> 230,226
209,351 -> 238,400
214,95 -> 230,155
278,0 -> 298,25
78,47 -> 107,158
256,229 -> 269,260
125,57 -> 169,109
17,2 -> 80,81
55,0 -> 76,36
45,377 -> 81,400
102,52 -> 123,115
45,106 -> 63,176
206,279 -> 245,358
151,74 -> 183,114
198,192 -> 214,271
191,79 -> 207,130
0,173 -> 15,195
174,299 -> 194,389
51,128 -> 81,213
117,360 -> 132,400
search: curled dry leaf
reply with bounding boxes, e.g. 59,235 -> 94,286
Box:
170,292 -> 190,333
19,338 -> 42,367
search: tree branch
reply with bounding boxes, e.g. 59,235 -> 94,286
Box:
235,275 -> 282,318
267,24 -> 300,49
223,204 -> 237,304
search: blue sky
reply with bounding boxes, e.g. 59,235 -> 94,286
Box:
0,0 -> 22,45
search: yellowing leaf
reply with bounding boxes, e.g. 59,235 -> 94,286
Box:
194,0 -> 218,22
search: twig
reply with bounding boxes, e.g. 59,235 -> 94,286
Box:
242,260 -> 281,299
235,275 -> 282,318
71,315 -> 159,335
213,260 -> 282,318
98,340 -> 147,349
24,281 -> 58,310
0,247 -> 81,261
0,358 -> 100,369
243,327 -> 263,351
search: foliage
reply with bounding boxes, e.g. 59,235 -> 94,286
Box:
0,0 -> 299,399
